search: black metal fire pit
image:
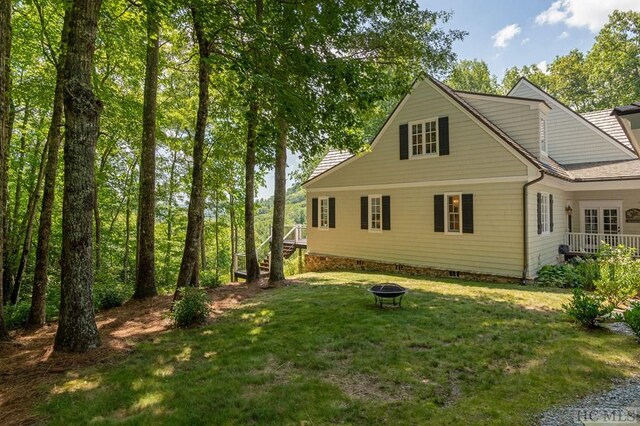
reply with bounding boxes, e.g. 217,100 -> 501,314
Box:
368,283 -> 407,308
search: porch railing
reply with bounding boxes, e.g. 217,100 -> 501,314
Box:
565,232 -> 640,256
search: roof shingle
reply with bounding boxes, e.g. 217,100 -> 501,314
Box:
581,109 -> 633,151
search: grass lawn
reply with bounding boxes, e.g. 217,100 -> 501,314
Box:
41,272 -> 639,425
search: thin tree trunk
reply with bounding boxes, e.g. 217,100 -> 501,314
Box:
269,118 -> 287,284
27,7 -> 70,328
0,0 -> 12,340
174,4 -> 210,297
200,206 -> 206,270
134,0 -> 159,299
214,190 -> 219,283
54,0 -> 103,353
93,181 -> 101,271
11,137 -> 48,304
229,191 -> 235,280
164,149 -> 176,285
122,157 -> 137,284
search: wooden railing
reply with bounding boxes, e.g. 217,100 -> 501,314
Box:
565,232 -> 640,256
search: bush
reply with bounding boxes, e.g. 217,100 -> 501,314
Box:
624,302 -> 640,340
563,288 -> 612,328
4,301 -> 31,329
200,270 -> 223,289
94,272 -> 129,310
594,244 -> 640,309
536,264 -> 579,288
571,257 -> 599,290
171,287 -> 210,327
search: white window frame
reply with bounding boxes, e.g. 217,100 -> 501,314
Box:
408,117 -> 438,159
444,192 -> 462,235
318,196 -> 329,230
540,192 -> 550,234
540,117 -> 548,156
368,195 -> 382,233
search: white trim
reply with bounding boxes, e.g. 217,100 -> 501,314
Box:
535,174 -> 640,191
539,192 -> 551,235
578,200 -> 623,234
408,117 -> 439,159
509,79 -> 635,158
457,92 -> 551,113
444,192 -> 462,234
539,117 -> 548,156
306,175 -> 526,193
368,194 -> 383,233
318,196 -> 329,230
302,80 -> 421,189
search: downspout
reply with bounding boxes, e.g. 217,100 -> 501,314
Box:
522,170 -> 545,284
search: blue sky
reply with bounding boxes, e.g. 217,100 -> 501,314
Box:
257,0 -> 640,198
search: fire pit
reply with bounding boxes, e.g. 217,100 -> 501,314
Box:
368,283 -> 407,308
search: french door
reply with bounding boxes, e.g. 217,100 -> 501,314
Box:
581,203 -> 621,250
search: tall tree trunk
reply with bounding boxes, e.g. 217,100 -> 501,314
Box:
164,149 -> 176,285
0,0 -> 12,340
54,0 -> 103,353
174,4 -> 209,297
93,181 -> 101,271
244,100 -> 260,282
243,0 -> 263,283
28,7 -> 70,328
134,0 -> 159,299
269,118 -> 287,284
229,191 -> 235,280
11,138 -> 48,304
214,190 -> 219,283
200,207 -> 206,270
124,182 -> 132,284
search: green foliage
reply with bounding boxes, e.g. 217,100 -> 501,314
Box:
446,59 -> 498,94
94,273 -> 130,311
563,288 -> 612,328
536,264 -> 579,288
200,270 -> 223,289
4,302 -> 31,329
594,244 -> 640,309
571,257 -> 600,291
171,287 -> 210,328
623,303 -> 640,341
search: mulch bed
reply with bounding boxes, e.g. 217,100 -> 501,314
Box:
0,279 -> 287,426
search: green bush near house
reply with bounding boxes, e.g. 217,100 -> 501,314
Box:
571,257 -> 599,290
171,287 -> 210,327
563,288 -> 612,328
536,264 -> 580,288
594,244 -> 640,309
623,302 -> 640,340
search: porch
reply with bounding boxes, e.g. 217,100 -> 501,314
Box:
565,232 -> 640,256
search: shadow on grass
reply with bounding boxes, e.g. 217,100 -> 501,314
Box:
40,279 -> 637,425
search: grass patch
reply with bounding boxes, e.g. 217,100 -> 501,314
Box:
41,272 -> 639,425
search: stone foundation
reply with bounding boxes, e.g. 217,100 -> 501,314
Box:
305,253 -> 521,284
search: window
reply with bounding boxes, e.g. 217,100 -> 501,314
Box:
446,194 -> 461,233
409,119 -> 438,157
369,195 -> 382,232
540,117 -> 547,155
319,197 -> 329,229
540,193 -> 550,234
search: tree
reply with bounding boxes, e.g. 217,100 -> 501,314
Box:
174,1 -> 211,294
0,0 -> 12,341
545,50 -> 593,112
500,64 -> 548,94
446,59 -> 498,93
54,0 -> 103,352
134,0 -> 160,299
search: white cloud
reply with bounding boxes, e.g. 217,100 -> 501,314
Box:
492,24 -> 521,48
535,0 -> 640,33
558,31 -> 569,39
521,37 -> 531,45
537,60 -> 549,74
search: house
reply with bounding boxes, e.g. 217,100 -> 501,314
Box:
301,76 -> 640,282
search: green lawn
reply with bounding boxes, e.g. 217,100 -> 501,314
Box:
42,272 -> 639,425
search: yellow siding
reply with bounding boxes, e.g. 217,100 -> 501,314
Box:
307,183 -> 525,278
308,80 -> 528,189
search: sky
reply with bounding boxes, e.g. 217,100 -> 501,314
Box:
257,0 -> 640,199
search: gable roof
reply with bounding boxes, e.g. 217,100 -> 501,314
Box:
581,109 -> 632,151
308,150 -> 354,180
509,77 -> 636,157
564,159 -> 640,181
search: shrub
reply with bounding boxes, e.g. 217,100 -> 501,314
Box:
200,270 -> 223,289
536,264 -> 579,288
563,288 -> 612,328
93,272 -> 129,310
624,302 -> 640,340
4,301 -> 31,329
171,287 -> 210,327
571,257 -> 599,290
594,244 -> 640,309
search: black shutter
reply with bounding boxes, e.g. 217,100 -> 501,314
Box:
549,194 -> 554,232
462,194 -> 474,234
360,196 -> 368,229
311,198 -> 318,228
434,194 -> 444,232
329,197 -> 336,228
399,124 -> 409,160
537,193 -> 542,235
438,116 -> 449,156
382,196 -> 391,230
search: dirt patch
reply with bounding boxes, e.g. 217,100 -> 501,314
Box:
0,279 -> 286,426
